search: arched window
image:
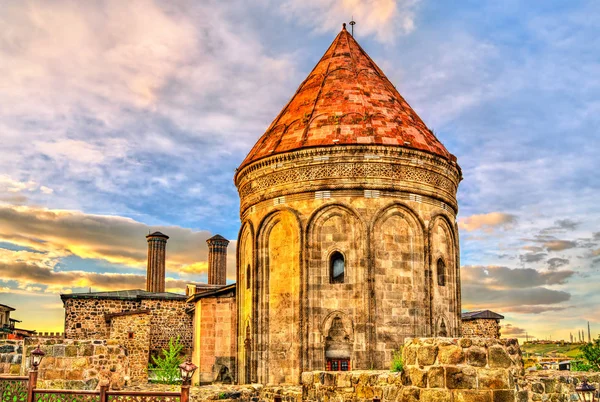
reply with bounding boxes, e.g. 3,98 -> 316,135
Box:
438,319 -> 448,337
437,258 -> 446,286
246,264 -> 251,289
330,251 -> 345,284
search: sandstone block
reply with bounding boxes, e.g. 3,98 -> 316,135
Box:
53,345 -> 65,357
301,372 -> 313,386
44,369 -> 64,380
454,389 -> 492,402
401,386 -> 421,402
446,366 -> 477,389
489,346 -> 513,368
478,369 -> 510,390
439,345 -> 465,365
420,389 -> 451,402
417,345 -> 438,366
493,390 -> 515,402
532,382 -> 544,394
460,338 -> 473,348
65,369 -> 84,380
467,347 -> 488,367
407,367 -> 427,388
65,346 -> 77,357
404,345 -> 417,365
428,366 -> 445,388
516,390 -> 529,402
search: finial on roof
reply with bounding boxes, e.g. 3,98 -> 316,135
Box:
349,18 -> 356,37
342,23 -> 346,30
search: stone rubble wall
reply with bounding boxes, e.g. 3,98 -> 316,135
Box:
462,319 -> 501,338
26,337 -> 129,390
517,371 -> 600,402
63,298 -> 193,355
108,313 -> 151,384
0,339 -> 23,375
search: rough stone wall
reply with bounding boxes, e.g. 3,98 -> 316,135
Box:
63,298 -> 192,354
108,313 -> 150,384
0,339 -> 22,374
193,296 -> 237,385
462,319 -> 501,339
26,338 -> 129,390
517,372 -> 600,402
236,146 -> 462,384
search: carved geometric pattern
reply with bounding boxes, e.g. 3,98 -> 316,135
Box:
34,392 -> 99,402
238,162 -> 456,199
107,394 -> 180,402
0,379 -> 28,402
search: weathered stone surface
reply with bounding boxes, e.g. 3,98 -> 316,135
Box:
454,389 -> 492,402
446,366 -> 477,389
428,366 -> 445,388
402,387 -> 421,402
404,345 -> 418,365
421,389 -> 452,402
467,347 -> 488,367
408,367 -> 427,388
493,390 -> 515,402
478,369 -> 510,390
418,345 -> 439,366
439,345 -> 464,365
489,346 -> 513,368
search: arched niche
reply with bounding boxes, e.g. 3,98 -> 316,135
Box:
321,311 -> 354,371
256,208 -> 303,384
371,203 -> 426,366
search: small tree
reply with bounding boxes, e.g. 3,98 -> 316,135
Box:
150,336 -> 185,384
578,337 -> 600,371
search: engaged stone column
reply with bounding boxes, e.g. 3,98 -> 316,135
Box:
206,234 -> 229,285
146,232 -> 169,292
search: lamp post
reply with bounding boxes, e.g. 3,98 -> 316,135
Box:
576,378 -> 596,402
27,345 -> 45,402
179,359 -> 197,402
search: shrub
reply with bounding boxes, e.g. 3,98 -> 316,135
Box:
390,348 -> 404,372
150,336 -> 185,384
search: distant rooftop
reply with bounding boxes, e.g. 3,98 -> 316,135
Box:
0,304 -> 15,311
60,289 -> 186,302
461,310 -> 505,321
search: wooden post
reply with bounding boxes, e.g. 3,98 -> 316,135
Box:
27,370 -> 38,402
180,385 -> 190,402
99,384 -> 108,402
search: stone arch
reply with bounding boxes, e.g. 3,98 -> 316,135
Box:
370,202 -> 427,367
428,214 -> 459,337
434,315 -> 449,337
237,221 -> 255,384
305,203 -> 367,370
321,311 -> 354,370
256,207 -> 303,384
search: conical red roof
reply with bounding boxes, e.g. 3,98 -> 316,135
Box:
238,25 -> 455,171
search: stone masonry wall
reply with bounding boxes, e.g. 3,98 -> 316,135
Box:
193,296 -> 237,385
0,339 -> 22,375
108,312 -> 150,384
462,319 -> 501,338
517,371 -> 600,402
63,297 -> 192,354
24,337 -> 129,390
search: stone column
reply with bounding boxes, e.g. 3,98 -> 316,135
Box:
206,234 -> 229,285
146,232 -> 169,292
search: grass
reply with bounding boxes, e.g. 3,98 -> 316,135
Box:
521,343 -> 583,359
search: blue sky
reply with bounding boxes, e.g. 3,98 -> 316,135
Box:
0,0 -> 598,340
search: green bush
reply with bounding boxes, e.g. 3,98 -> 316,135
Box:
572,337 -> 600,372
149,336 -> 185,384
390,348 -> 404,372
571,360 -> 594,372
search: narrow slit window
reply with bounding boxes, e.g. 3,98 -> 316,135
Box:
330,251 -> 345,284
246,264 -> 251,289
437,258 -> 446,286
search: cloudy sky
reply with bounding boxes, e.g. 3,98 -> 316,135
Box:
0,0 -> 598,340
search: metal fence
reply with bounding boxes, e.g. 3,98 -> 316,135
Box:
0,375 -> 187,402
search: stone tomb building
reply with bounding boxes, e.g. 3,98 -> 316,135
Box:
235,25 -> 462,384
461,310 -> 505,338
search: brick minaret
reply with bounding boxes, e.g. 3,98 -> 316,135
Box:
146,231 -> 169,292
206,234 -> 229,285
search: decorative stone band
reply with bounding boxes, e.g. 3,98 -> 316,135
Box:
235,145 -> 461,215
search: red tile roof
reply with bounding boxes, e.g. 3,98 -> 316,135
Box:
238,24 -> 456,171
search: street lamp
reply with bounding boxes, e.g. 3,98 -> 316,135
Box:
179,359 -> 197,386
576,378 -> 596,402
30,345 -> 45,370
